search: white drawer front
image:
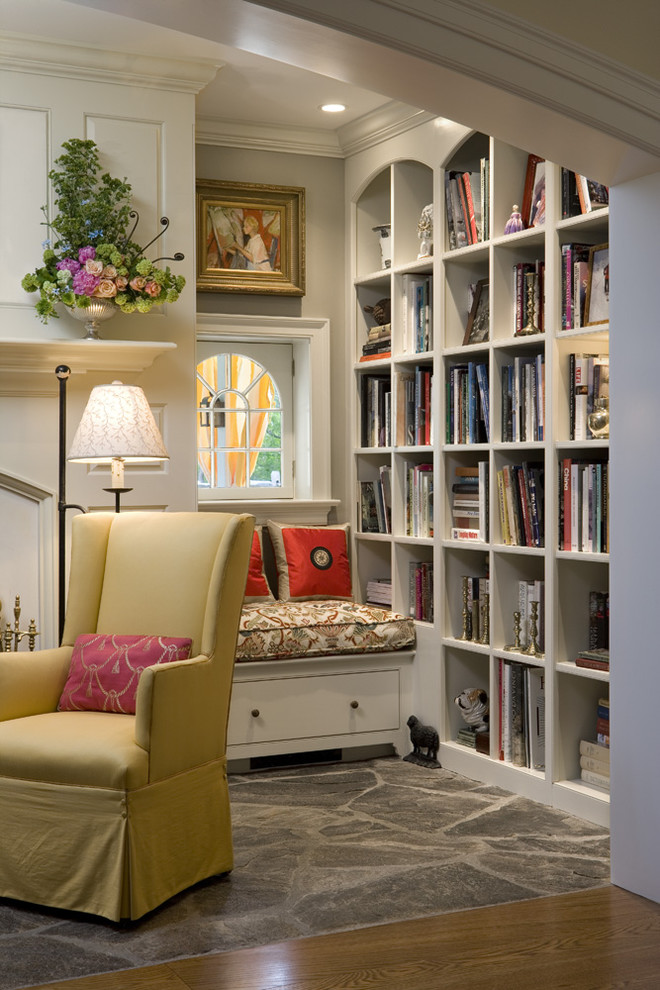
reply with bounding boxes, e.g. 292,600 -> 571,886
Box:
228,668 -> 400,746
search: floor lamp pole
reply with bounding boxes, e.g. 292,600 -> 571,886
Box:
56,365 -> 86,643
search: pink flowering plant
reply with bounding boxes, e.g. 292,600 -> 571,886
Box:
22,139 -> 185,323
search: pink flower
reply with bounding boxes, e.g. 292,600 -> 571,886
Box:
101,265 -> 117,278
94,279 -> 118,298
115,275 -> 128,290
56,258 -> 80,274
144,281 -> 162,298
72,269 -> 100,296
78,246 -> 95,263
85,258 -> 104,276
129,276 -> 147,291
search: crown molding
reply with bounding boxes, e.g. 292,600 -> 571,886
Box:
248,0 -> 660,161
196,101 -> 435,158
338,102 -> 436,157
0,33 -> 221,94
195,116 -> 343,157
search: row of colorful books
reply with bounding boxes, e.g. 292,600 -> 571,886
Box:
569,352 -> 609,441
359,374 -> 391,448
498,660 -> 546,770
501,354 -> 545,443
405,461 -> 433,538
450,463 -> 489,542
496,461 -> 544,548
396,367 -> 433,447
358,465 -> 392,535
401,274 -> 433,354
561,169 -> 609,219
445,159 -> 489,250
446,361 -> 490,444
409,560 -> 433,622
559,457 -> 609,553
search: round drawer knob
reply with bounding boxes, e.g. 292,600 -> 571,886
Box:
350,700 -> 359,709
251,708 -> 260,718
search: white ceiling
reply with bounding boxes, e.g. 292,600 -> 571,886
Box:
0,0 -> 392,134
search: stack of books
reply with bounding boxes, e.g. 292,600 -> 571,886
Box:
366,578 -> 392,608
456,727 -> 490,753
360,322 -> 391,361
580,700 -> 610,791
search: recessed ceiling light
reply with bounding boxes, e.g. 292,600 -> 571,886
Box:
320,103 -> 347,113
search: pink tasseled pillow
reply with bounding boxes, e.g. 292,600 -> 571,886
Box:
58,633 -> 193,715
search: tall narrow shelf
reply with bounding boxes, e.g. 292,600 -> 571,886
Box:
350,134 -> 610,827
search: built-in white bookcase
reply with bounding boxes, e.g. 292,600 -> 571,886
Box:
350,131 -> 610,827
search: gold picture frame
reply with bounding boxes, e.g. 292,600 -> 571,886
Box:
196,180 -> 306,295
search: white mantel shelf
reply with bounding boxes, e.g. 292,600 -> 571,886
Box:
0,338 -> 176,376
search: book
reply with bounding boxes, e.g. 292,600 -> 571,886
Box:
581,767 -> 610,791
580,754 -> 610,775
526,666 -> 545,770
580,739 -> 610,761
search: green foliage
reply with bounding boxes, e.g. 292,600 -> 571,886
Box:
22,138 -> 185,323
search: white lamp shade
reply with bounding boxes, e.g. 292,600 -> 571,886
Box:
68,381 -> 169,464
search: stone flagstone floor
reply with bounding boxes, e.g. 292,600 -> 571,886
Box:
0,757 -> 610,989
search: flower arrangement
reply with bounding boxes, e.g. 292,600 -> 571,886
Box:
22,138 -> 185,323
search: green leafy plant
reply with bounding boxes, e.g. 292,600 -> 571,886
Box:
22,138 -> 185,323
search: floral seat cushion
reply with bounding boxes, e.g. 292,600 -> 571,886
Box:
236,600 -> 415,662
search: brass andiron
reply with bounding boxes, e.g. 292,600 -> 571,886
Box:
0,595 -> 39,652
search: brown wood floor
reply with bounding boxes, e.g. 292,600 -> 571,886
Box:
27,885 -> 660,990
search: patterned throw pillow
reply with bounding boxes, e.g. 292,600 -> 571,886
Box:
58,633 -> 193,714
244,528 -> 274,602
267,521 -> 352,601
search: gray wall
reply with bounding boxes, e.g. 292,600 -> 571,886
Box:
195,145 -> 348,518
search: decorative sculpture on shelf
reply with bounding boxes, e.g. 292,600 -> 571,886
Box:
372,223 -> 392,269
454,688 -> 489,733
403,715 -> 440,768
363,297 -> 391,326
417,203 -> 433,258
504,205 -> 524,234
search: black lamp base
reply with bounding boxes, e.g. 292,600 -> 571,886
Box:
103,487 -> 133,513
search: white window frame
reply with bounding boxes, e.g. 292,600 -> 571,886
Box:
196,314 -> 338,525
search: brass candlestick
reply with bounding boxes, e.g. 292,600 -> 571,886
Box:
523,600 -> 544,657
0,595 -> 39,652
505,610 -> 523,652
459,576 -> 472,640
516,271 -> 540,336
478,593 -> 490,645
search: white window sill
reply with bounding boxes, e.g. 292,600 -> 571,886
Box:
197,498 -> 341,525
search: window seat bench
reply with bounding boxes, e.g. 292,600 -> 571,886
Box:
227,600 -> 415,768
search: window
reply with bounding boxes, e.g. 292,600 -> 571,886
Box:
196,342 -> 293,499
196,314 -> 335,521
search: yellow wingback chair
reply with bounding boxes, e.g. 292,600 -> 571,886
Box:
0,510 -> 254,921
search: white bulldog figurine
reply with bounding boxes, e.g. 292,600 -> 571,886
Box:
454,688 -> 489,733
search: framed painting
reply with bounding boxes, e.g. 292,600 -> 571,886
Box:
584,243 -> 609,326
196,180 -> 306,295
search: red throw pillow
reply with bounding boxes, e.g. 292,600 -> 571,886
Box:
58,633 -> 193,714
244,529 -> 274,602
267,521 -> 352,601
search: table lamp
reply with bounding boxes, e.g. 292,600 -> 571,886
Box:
68,380 -> 169,512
